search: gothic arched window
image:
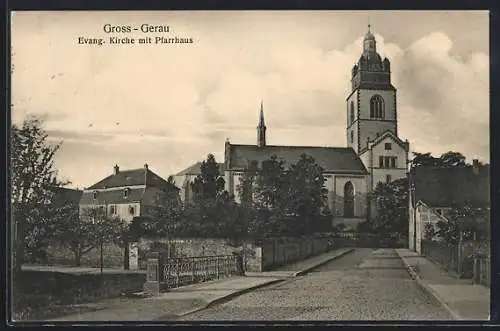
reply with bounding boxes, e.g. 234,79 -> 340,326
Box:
344,181 -> 354,217
370,95 -> 385,119
350,101 -> 355,124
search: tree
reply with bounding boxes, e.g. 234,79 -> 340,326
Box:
57,207 -> 127,266
410,151 -> 468,170
439,151 -> 467,168
369,178 -> 409,236
11,116 -> 68,273
191,154 -> 225,201
436,205 -> 488,244
182,154 -> 234,237
283,154 -> 328,234
236,160 -> 259,238
129,178 -> 182,239
253,155 -> 287,236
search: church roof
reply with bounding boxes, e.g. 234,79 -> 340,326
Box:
411,165 -> 490,208
226,144 -> 368,174
175,162 -> 226,176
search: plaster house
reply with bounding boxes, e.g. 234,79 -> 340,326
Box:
173,162 -> 225,203
408,160 -> 490,254
80,164 -> 179,223
174,25 -> 410,230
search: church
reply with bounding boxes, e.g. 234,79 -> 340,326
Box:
174,26 -> 410,229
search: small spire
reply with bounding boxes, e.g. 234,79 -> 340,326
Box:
258,101 -> 265,127
257,100 -> 266,147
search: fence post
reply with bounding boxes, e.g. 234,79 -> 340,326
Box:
175,258 -> 180,288
143,252 -> 162,296
216,256 -> 220,279
192,257 -> 196,282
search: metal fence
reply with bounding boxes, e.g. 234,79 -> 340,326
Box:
422,240 -> 490,287
474,253 -> 490,287
163,255 -> 242,289
143,253 -> 243,295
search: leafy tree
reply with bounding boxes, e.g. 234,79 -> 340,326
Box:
181,154 -> 235,237
424,223 -> 436,240
283,154 -> 328,234
191,154 -> 225,201
436,206 -> 488,244
57,206 -> 127,266
369,178 -> 409,236
129,178 -> 182,239
439,151 -> 467,168
410,151 -> 468,170
11,116 -> 68,272
236,160 -> 259,238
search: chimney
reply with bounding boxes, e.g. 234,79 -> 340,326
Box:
472,159 -> 479,175
114,164 -> 119,175
144,163 -> 149,170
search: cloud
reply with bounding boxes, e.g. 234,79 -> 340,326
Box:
11,12 -> 489,187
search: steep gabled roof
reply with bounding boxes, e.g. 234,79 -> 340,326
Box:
87,167 -> 169,190
175,162 -> 225,176
359,129 -> 409,155
227,144 -> 368,174
411,165 -> 490,208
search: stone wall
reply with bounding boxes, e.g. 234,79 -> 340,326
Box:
131,236 -> 334,272
38,242 -> 125,268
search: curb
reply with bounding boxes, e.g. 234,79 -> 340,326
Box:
293,248 -> 355,277
402,259 -> 462,320
176,278 -> 285,318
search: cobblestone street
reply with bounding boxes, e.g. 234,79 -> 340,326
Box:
174,248 -> 453,321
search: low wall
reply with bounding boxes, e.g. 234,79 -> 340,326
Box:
35,235 -> 334,273
258,236 -> 331,271
34,242 -> 125,268
132,236 -> 334,272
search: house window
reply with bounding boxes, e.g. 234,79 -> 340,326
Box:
370,95 -> 385,119
386,174 -> 392,183
129,205 -> 135,215
380,156 -> 397,168
350,130 -> 354,143
123,188 -> 129,198
390,157 -> 396,168
385,143 -> 392,150
109,205 -> 116,215
92,191 -> 98,200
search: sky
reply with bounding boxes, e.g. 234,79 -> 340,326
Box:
11,10 -> 489,189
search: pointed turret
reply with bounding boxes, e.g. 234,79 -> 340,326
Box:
257,101 -> 266,147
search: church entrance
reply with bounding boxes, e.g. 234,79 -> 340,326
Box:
344,181 -> 354,217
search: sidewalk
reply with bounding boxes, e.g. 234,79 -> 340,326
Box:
395,248 -> 490,321
43,247 -> 354,322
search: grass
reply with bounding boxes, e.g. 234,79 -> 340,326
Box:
12,270 -> 146,321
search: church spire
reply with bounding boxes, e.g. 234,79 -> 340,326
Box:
257,101 -> 266,147
363,23 -> 377,56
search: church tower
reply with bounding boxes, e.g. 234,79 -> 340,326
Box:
257,101 -> 266,147
346,25 -> 409,190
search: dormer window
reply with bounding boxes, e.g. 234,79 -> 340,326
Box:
123,188 -> 130,198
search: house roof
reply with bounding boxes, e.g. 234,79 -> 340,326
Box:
175,162 -> 226,176
87,167 -> 170,190
226,144 -> 368,174
411,165 -> 490,208
50,187 -> 83,206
